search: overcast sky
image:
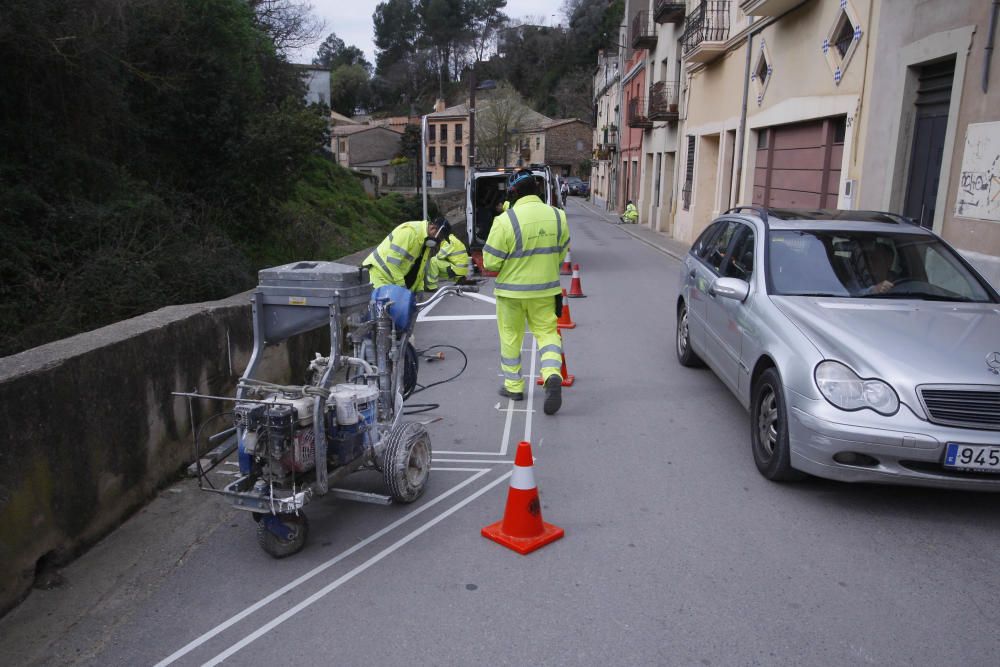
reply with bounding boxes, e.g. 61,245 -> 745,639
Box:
292,0 -> 568,65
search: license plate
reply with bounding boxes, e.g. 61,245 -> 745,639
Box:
944,443 -> 1000,472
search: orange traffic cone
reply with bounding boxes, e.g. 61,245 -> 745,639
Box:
481,441 -> 564,555
560,249 -> 572,276
537,332 -> 575,387
566,263 -> 586,298
556,289 -> 576,329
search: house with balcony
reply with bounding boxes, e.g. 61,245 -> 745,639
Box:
592,49 -> 621,210
672,0 -> 874,244
619,1 -> 652,214
627,0 -> 686,233
507,118 -> 593,177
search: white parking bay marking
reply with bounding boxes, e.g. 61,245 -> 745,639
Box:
201,471 -> 514,667
154,470 -> 491,667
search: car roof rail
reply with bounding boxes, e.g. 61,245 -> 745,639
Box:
725,205 -> 769,223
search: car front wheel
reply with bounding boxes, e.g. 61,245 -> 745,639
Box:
750,368 -> 804,481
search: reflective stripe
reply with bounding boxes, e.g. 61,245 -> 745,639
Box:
495,280 -> 561,291
538,344 -> 562,356
442,250 -> 466,258
509,245 -> 563,258
503,371 -> 522,380
390,243 -> 415,262
387,255 -> 403,266
552,206 -> 562,245
501,355 -> 521,366
561,239 -> 570,250
510,464 -> 536,490
372,251 -> 392,276
540,359 -> 562,369
507,209 -> 524,253
483,244 -> 508,259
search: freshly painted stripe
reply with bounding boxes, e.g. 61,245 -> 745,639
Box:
154,469 -> 492,667
200,471 -> 514,667
509,464 -> 536,490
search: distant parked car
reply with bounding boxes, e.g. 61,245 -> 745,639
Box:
676,207 -> 1000,491
564,176 -> 589,197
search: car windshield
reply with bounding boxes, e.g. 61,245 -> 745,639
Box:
767,229 -> 996,302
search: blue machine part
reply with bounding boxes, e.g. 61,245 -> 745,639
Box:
238,431 -> 252,474
370,284 -> 416,333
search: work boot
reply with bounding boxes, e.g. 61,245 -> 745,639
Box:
543,375 -> 562,415
498,386 -> 524,401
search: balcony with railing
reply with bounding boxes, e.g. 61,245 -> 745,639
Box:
654,0 -> 686,24
627,97 -> 653,129
681,1 -> 731,64
648,81 -> 680,122
630,10 -> 657,50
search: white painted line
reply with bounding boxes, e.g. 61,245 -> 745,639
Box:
431,467 -> 494,472
499,394 -> 515,456
493,403 -> 534,414
201,470 -> 515,666
417,294 -> 442,320
154,469 -> 491,667
419,314 -> 497,321
524,335 -> 538,444
466,292 -> 496,305
435,451 -> 509,456
433,459 -> 513,464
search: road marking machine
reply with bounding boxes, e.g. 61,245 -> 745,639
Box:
174,261 -> 475,557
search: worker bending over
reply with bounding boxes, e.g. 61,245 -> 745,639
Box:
484,168 -> 570,415
419,232 -> 470,291
363,218 -> 452,291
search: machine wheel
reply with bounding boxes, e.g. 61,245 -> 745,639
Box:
256,512 -> 309,558
382,421 -> 431,503
750,368 -> 804,482
676,302 -> 704,368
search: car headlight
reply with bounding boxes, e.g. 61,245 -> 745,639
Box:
814,360 -> 899,415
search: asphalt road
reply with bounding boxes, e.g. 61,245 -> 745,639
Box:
2,198 -> 999,666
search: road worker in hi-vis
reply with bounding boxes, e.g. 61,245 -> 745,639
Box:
484,168 -> 570,415
418,232 -> 470,292
621,200 -> 638,224
363,218 -> 451,291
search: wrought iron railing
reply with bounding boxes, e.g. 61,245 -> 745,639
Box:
654,0 -> 686,24
648,81 -> 680,121
627,97 -> 653,129
630,10 -> 657,49
681,1 -> 731,55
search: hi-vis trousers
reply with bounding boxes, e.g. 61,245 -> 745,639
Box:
496,295 -> 563,393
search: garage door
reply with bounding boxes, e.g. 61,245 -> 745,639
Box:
445,166 -> 465,190
753,117 -> 845,209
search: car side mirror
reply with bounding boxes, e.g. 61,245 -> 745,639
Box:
710,277 -> 750,302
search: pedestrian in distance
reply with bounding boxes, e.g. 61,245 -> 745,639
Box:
484,168 -> 570,415
363,217 -> 452,292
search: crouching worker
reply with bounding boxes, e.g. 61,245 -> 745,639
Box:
422,233 -> 470,291
620,200 -> 638,224
484,168 -> 570,415
363,218 -> 452,291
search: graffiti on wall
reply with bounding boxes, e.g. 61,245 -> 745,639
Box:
956,121 -> 1000,222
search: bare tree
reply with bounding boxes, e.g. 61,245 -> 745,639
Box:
249,0 -> 323,54
475,82 -> 529,167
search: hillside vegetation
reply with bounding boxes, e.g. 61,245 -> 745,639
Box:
0,0 -> 426,357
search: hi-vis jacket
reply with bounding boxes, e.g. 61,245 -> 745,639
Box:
363,220 -> 431,288
623,202 -> 638,222
418,234 -> 469,291
483,195 -> 570,299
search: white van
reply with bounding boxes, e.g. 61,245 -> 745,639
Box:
465,166 -> 559,253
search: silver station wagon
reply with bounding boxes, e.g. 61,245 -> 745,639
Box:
676,207 -> 1000,491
